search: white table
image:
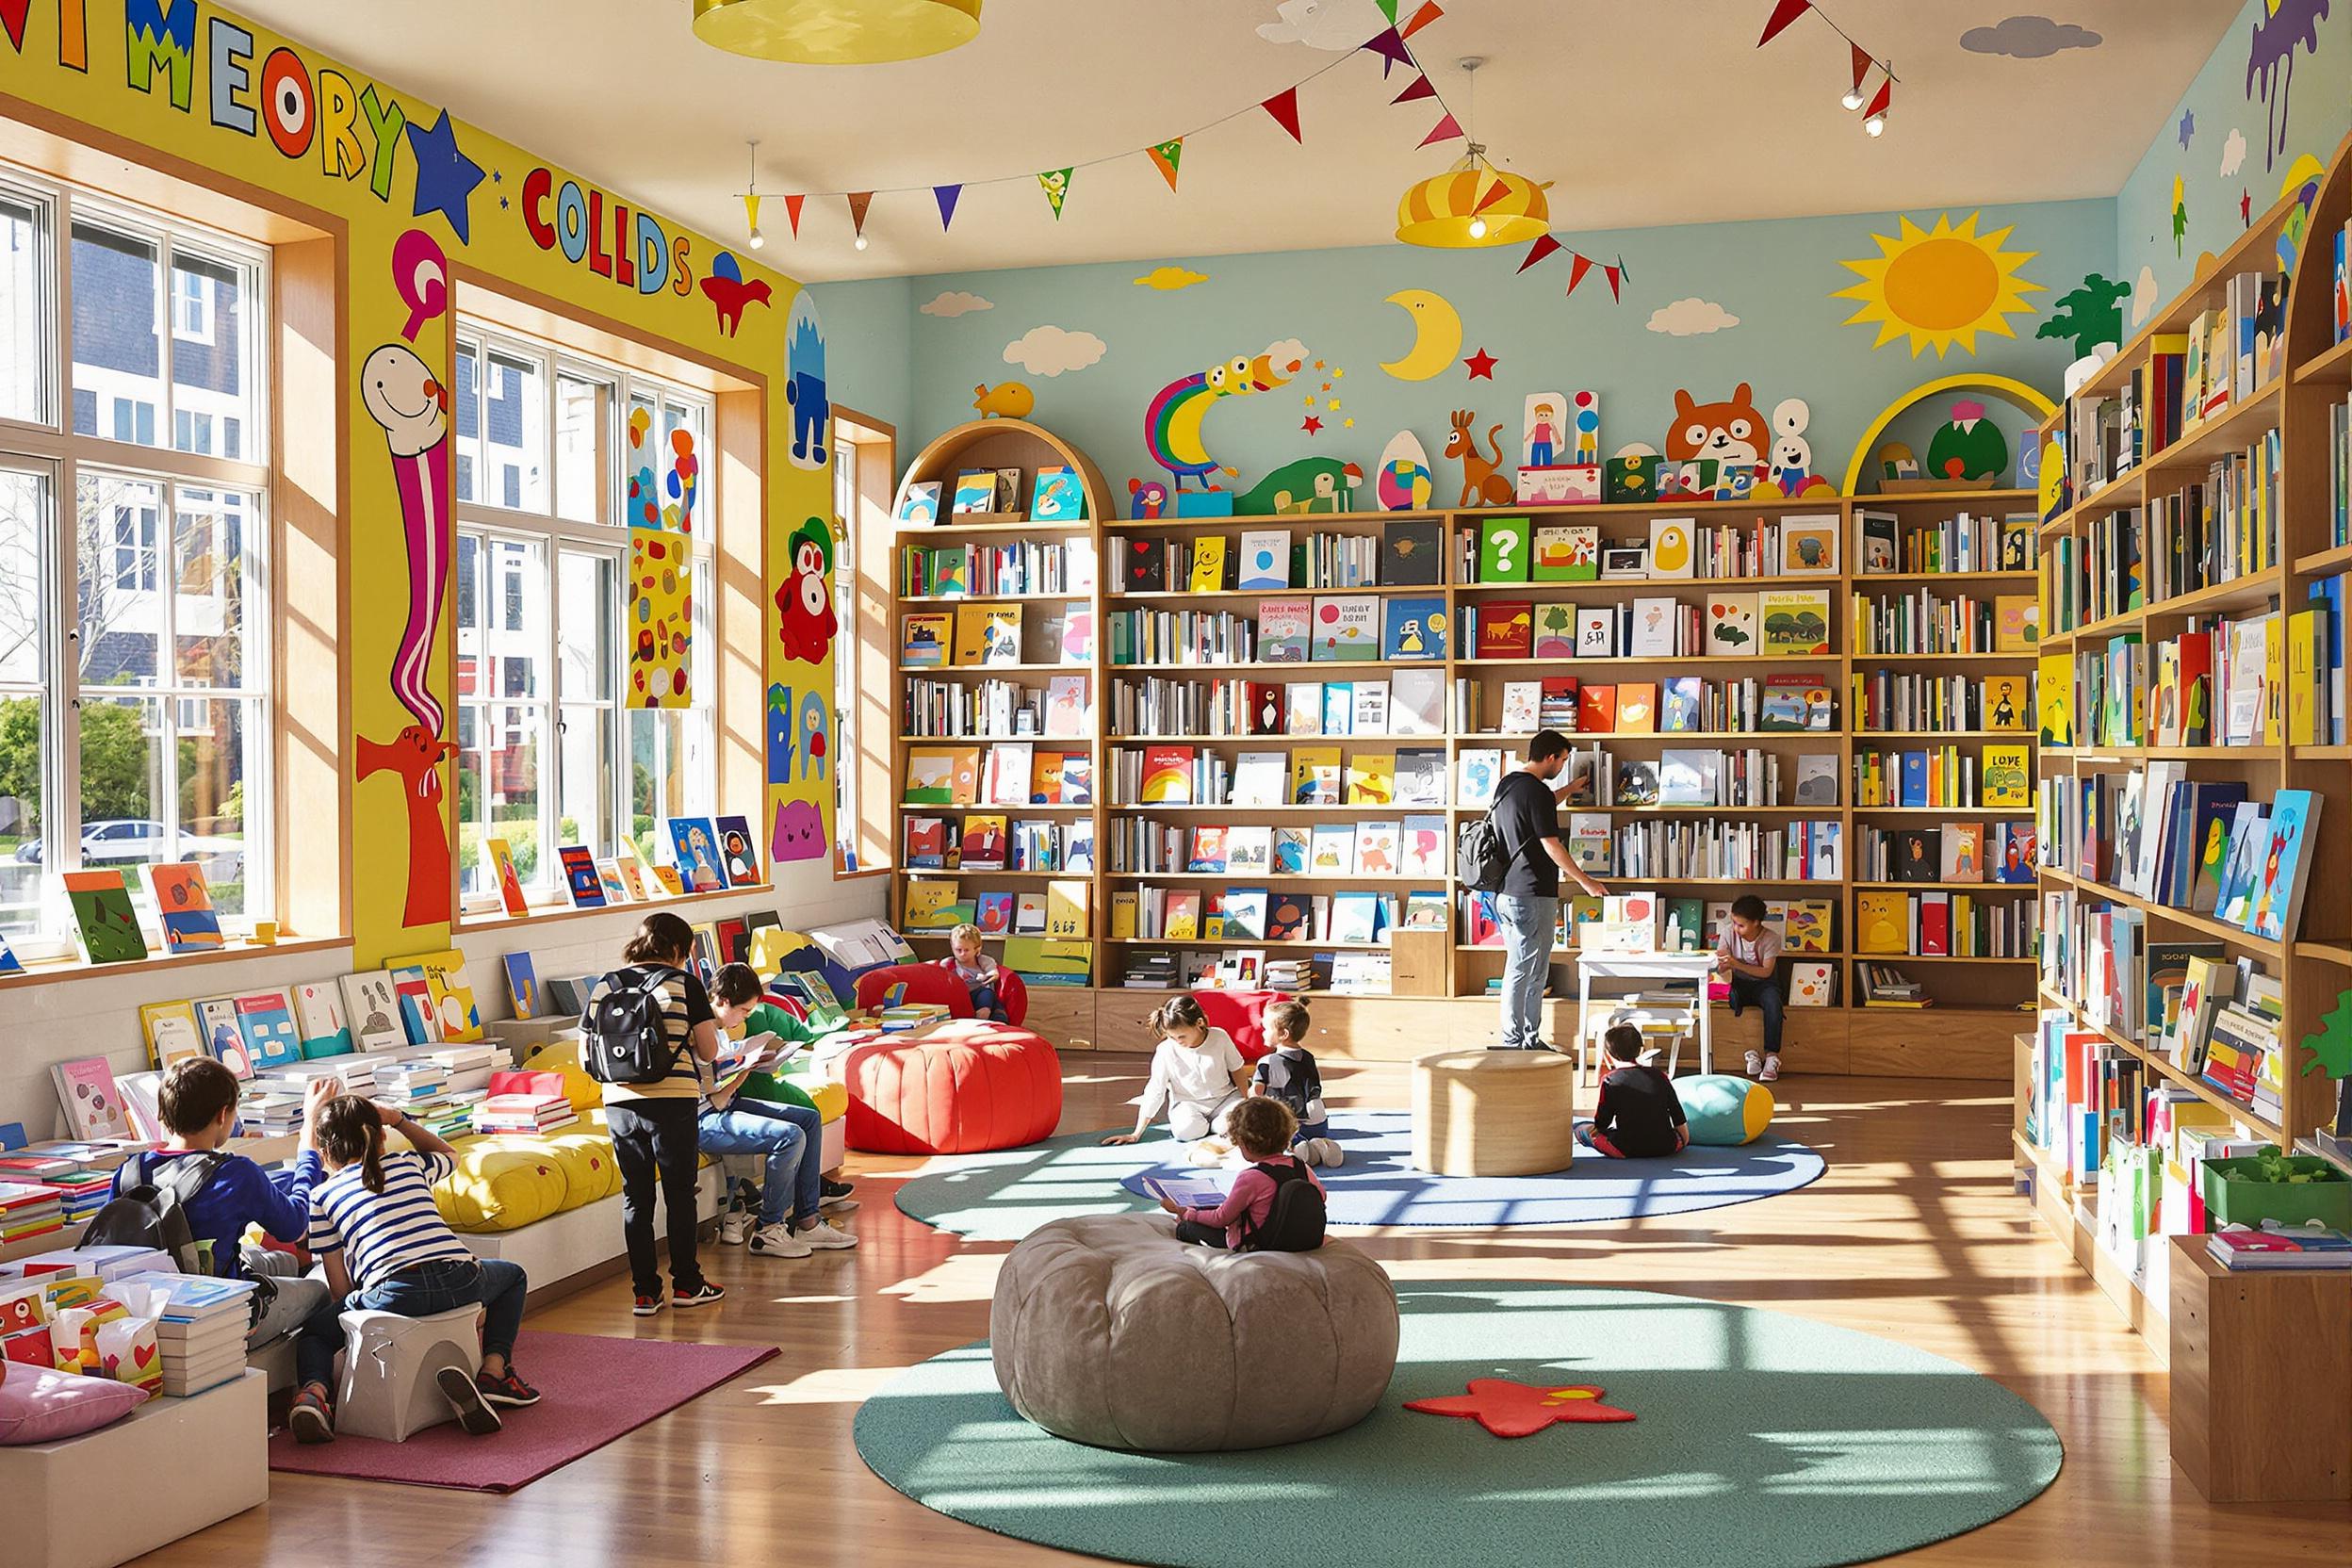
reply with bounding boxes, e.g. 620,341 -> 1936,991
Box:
1575,951 -> 1717,1076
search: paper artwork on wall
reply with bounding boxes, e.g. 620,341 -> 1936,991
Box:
1374,431 -> 1434,511
629,526 -> 693,708
1378,288 -> 1462,382
1444,411 -> 1514,508
1834,211 -> 2043,358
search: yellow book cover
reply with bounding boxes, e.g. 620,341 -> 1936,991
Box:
1982,743 -> 2031,808
1045,879 -> 1090,939
1758,590 -> 1831,656
2289,608 -> 2325,745
953,603 -> 1024,665
1291,744 -> 1341,804
651,865 -> 685,894
904,882 -> 963,929
1345,750 -> 1396,806
2263,610 -> 2286,743
1110,891 -> 1137,939
1164,890 -> 1201,941
482,837 -> 529,916
1856,892 -> 1907,954
1981,673 -> 2029,731
1189,536 -> 1228,594
1615,682 -> 1658,734
2036,652 -> 2073,744
387,947 -> 483,1043
1993,595 -> 2039,653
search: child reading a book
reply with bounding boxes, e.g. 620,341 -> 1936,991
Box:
287,1096 -> 536,1444
1715,893 -> 1787,1082
1102,995 -> 1250,1147
704,963 -> 858,1252
1157,1097 -> 1326,1251
1575,1025 -> 1690,1159
1249,1000 -> 1340,1168
936,923 -> 1008,1021
100,1057 -> 333,1356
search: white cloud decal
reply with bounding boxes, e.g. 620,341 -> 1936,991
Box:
2131,265 -> 2159,328
1958,16 -> 2101,57
1646,298 -> 1740,336
920,290 -> 993,318
1004,325 -> 1107,377
2221,127 -> 2247,178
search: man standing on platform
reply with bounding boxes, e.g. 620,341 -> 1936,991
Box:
1490,730 -> 1607,1051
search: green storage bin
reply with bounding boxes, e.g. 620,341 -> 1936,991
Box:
2198,1151 -> 2352,1232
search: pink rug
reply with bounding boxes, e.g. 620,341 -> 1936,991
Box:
267,1329 -> 778,1492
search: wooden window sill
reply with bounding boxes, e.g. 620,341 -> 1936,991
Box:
455,882 -> 780,934
0,935 -> 352,993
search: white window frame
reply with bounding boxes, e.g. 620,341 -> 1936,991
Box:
0,171 -> 275,943
169,265 -> 212,345
452,317 -> 716,914
830,430 -> 864,871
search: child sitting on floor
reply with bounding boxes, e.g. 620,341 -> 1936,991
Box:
936,923 -> 1008,1021
1249,1000 -> 1340,1168
1576,1024 -> 1690,1160
1102,995 -> 1250,1148
287,1096 -> 537,1444
1158,1097 -> 1326,1251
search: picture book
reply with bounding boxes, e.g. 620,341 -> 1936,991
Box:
1059,605 -> 1094,663
51,1057 -> 135,1143
1220,889 -> 1270,941
481,835 -> 531,916
1353,820 -> 1401,875
1478,514 -> 1532,582
1576,684 -> 1616,733
1346,751 -> 1396,806
1983,743 -> 2033,808
951,469 -> 997,514
292,981 -> 354,1058
1531,525 -> 1578,582
1531,602 -> 1577,659
1381,596 -> 1446,660
905,816 -> 948,869
1044,880 -> 1088,939
1291,745 -> 1340,805
1391,667 -> 1445,735
1647,516 -> 1695,579
904,881 -> 967,930
1660,676 -> 1703,732
594,859 -> 629,905
1121,535 -> 1168,593
984,742 -> 1033,807
1329,890 -> 1383,945
1475,599 -> 1533,660
1563,523 -> 1600,580
139,1002 -> 206,1070
559,844 -> 607,907
391,947 -> 484,1043
1758,590 -> 1832,655
233,990 -> 302,1070
1939,823 -> 1985,883
901,612 -> 951,668
1258,597 -> 1312,663
975,890 -> 1015,935
1321,684 -> 1354,738
1782,900 -> 1834,954
2245,790 -> 2322,942
665,818 -> 727,891
1188,535 -> 1228,594
1226,825 -> 1274,874
1789,962 -> 1838,1007
61,870 -> 146,966
1164,890 -> 1202,941
1705,592 -> 1758,655
1311,595 -> 1380,662
1575,606 -> 1615,658
2037,651 -> 2074,744
953,603 -> 1023,666
712,814 -> 762,887
501,952 -> 540,1021
1793,752 -> 1838,806
1499,680 -> 1540,732
145,863 -> 221,954
340,972 -> 406,1053
1782,515 -> 1838,575
1627,596 -> 1678,657
1187,825 -> 1229,873
925,545 -> 972,596
1351,681 -> 1389,734
1237,530 -> 1290,591
1233,751 -> 1286,807
1273,826 -> 1312,874
959,814 -> 1008,870
1758,675 -> 1831,731
192,996 -> 250,1076
1141,745 -> 1195,804
1382,518 -> 1446,585
1458,749 -> 1502,808
1031,465 -> 1085,522
898,481 -> 941,523
995,467 -> 1026,514
1309,823 -> 1354,874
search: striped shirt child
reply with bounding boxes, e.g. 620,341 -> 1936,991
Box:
306,1150 -> 473,1292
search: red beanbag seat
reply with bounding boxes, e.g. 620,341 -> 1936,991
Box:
1190,989 -> 1293,1063
841,1023 -> 1064,1154
854,963 -> 975,1017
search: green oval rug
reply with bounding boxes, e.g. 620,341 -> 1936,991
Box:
855,1280 -> 2063,1568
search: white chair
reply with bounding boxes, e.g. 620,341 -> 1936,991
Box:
333,1305 -> 482,1442
1576,999 -> 1693,1086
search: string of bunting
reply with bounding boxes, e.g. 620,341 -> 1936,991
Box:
763,1 -> 1451,237
1515,232 -> 1628,302
1756,0 -> 1897,126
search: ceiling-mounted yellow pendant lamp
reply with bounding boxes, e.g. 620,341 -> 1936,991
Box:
1396,159 -> 1550,249
692,0 -> 982,64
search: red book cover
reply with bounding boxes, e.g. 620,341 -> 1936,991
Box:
1140,745 -> 1196,804
1247,682 -> 1282,735
1578,685 -> 1617,733
905,817 -> 947,867
1476,600 -> 1533,659
2174,630 -> 2213,745
959,815 -> 1007,870
1918,892 -> 1950,956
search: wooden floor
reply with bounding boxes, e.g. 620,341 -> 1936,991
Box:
146,1058 -> 2350,1566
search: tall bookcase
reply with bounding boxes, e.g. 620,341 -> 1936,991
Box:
2021,131 -> 2352,1346
886,436 -> 2047,1037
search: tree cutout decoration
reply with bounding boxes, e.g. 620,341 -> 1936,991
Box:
2036,272 -> 2131,358
2299,988 -> 2352,1079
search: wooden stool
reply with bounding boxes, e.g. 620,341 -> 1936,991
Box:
1411,1049 -> 1577,1177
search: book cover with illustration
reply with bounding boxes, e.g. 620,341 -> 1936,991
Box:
146,863 -> 222,954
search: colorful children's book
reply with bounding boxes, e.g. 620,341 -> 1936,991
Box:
1031,465 -> 1085,522
390,947 -> 484,1043
292,981 -> 354,1058
1757,590 -> 1832,655
1705,593 -> 1757,655
1259,597 -> 1313,663
145,863 -> 222,954
194,997 -> 251,1077
233,990 -> 303,1070
502,952 -> 541,1021
61,870 -> 146,965
1310,595 -> 1380,662
51,1056 -> 137,1143
139,1001 -> 207,1070
339,971 -> 407,1052
559,844 -> 607,907
1478,515 -> 1532,582
714,814 -> 762,887
1381,596 -> 1446,660
954,603 -> 1024,666
665,818 -> 726,891
2245,790 -> 2322,942
483,836 -> 531,915
951,469 -> 997,514
1237,530 -> 1290,591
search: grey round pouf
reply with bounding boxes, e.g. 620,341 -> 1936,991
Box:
990,1213 -> 1400,1452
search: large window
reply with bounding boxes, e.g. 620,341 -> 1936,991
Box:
0,176 -> 270,942
453,319 -> 714,911
831,424 -> 871,872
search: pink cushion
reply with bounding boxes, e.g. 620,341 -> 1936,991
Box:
1190,990 -> 1292,1062
0,1364 -> 152,1446
842,1023 -> 1063,1154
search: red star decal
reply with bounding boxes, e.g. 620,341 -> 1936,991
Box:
1404,1379 -> 1636,1438
1463,347 -> 1499,380
2241,188 -> 2253,226
1301,415 -> 1324,434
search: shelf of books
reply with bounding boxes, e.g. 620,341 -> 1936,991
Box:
2021,130 -> 2352,1347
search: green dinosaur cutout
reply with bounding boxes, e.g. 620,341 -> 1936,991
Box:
2299,987 -> 2352,1078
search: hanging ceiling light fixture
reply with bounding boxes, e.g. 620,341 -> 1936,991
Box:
742,139 -> 764,249
1395,58 -> 1550,250
692,0 -> 981,64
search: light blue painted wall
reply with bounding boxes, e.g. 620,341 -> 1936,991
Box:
811,274 -> 915,438
2115,0 -> 2352,313
825,198 -> 2110,510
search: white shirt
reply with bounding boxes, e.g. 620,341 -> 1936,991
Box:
1138,1028 -> 1244,1121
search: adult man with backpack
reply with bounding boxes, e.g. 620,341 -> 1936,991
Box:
1460,729 -> 1608,1052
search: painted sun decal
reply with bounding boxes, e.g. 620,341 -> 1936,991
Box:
1833,211 -> 2043,359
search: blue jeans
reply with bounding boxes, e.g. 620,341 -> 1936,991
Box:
1728,972 -> 1785,1055
698,1104 -> 819,1228
1495,894 -> 1560,1050
293,1256 -> 525,1392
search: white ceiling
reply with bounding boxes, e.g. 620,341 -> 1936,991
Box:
229,1 -> 2235,282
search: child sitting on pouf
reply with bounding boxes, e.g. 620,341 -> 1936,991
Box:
1101,996 -> 1250,1149
937,923 -> 1008,1021
1158,1097 -> 1327,1251
1576,1024 -> 1690,1159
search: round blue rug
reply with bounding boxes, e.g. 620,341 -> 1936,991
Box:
892,1110 -> 1824,1239
855,1279 -> 2065,1568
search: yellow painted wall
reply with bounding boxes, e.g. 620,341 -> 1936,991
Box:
1,0 -> 837,965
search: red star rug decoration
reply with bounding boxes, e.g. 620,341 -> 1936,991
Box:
1404,1380 -> 1637,1438
1462,347 -> 1499,379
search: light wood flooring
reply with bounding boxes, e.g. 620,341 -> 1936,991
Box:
144,1058 -> 2352,1565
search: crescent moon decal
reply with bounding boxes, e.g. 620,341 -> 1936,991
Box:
1380,288 -> 1463,382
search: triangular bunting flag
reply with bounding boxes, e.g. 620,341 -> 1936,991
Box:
1849,41 -> 1872,96
1362,26 -> 1411,74
1375,0 -> 1399,22
1565,253 -> 1592,297
1757,0 -> 1811,46
1262,87 -> 1303,143
1604,264 -> 1623,301
1393,73 -> 1435,106
1518,233 -> 1562,273
935,184 -> 961,230
783,193 -> 805,237
1149,138 -> 1184,192
1038,167 -> 1072,219
1472,176 -> 1515,215
1614,254 -> 1632,286
1419,112 -> 1462,149
846,191 -> 873,236
1400,0 -> 1444,39
743,191 -> 762,234
1864,78 -> 1892,120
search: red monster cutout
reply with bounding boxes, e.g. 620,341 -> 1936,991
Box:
358,725 -> 459,929
776,516 -> 838,664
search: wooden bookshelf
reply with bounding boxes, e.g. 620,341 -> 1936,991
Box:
2019,131 -> 2352,1396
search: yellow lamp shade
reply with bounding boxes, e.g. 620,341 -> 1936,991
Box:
692,0 -> 982,63
1396,165 -> 1551,249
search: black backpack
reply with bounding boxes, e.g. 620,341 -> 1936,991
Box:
1458,809 -> 1511,892
81,1151 -> 227,1274
582,968 -> 685,1085
1235,1159 -> 1326,1253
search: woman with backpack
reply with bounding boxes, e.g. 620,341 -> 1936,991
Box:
1156,1097 -> 1326,1252
585,912 -> 730,1316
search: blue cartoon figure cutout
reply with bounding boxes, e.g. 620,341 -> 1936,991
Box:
784,291 -> 830,470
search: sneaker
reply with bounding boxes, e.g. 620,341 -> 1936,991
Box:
795,1217 -> 859,1250
435,1365 -> 503,1435
748,1222 -> 813,1257
821,1178 -> 859,1214
1744,1050 -> 1764,1078
477,1367 -> 542,1408
672,1281 -> 727,1308
719,1209 -> 754,1246
289,1384 -> 335,1445
1759,1054 -> 1782,1084
632,1291 -> 665,1317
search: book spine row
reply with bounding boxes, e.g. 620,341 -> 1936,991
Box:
1850,746 -> 1999,808
1599,819 -> 1843,881
1851,668 -> 2033,733
1850,590 -> 2001,655
902,677 -> 1042,737
1105,609 -> 1258,666
903,539 -> 1095,597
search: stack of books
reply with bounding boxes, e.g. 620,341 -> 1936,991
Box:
373,1060 -> 449,1102
2207,1222 -> 2352,1271
1121,950 -> 1181,989
418,1090 -> 488,1141
878,1002 -> 952,1033
0,1180 -> 65,1247
237,1084 -> 309,1137
119,1271 -> 256,1396
416,1041 -> 503,1095
1855,962 -> 1929,1007
471,1093 -> 579,1135
49,1168 -> 114,1226
1264,958 -> 1316,992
